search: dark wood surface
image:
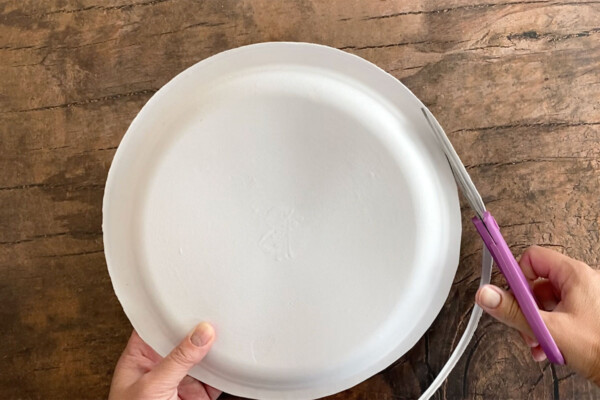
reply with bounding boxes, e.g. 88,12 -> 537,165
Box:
1,0 -> 600,398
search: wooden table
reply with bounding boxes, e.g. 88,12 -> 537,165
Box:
1,1 -> 600,398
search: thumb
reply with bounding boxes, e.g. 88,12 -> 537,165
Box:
145,322 -> 215,390
475,284 -> 535,338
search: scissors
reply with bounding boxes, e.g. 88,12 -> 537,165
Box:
421,107 -> 565,365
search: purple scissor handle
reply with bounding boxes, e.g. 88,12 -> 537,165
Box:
473,212 -> 564,364
421,107 -> 565,365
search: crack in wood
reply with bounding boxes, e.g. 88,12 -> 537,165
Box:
557,371 -> 576,382
76,146 -> 119,155
465,156 -> 599,170
462,331 -> 488,397
508,30 -> 542,40
25,0 -> 171,18
32,365 -> 60,372
339,39 -> 468,51
460,249 -> 481,263
362,1 -> 551,21
424,331 -> 434,385
389,65 -> 426,73
498,220 -> 544,228
449,305 -> 478,355
330,1 -> 600,23
4,26 -> 206,53
551,363 -> 560,400
453,270 -> 476,287
148,21 -> 227,38
339,40 -> 428,50
538,243 -> 567,251
0,44 -> 47,51
0,231 -> 69,245
528,372 -> 545,396
508,27 -> 600,42
0,31 -> 135,53
37,249 -> 104,258
28,145 -> 72,151
527,363 -> 550,397
0,230 -> 102,245
3,22 -> 218,54
0,182 -> 105,191
52,38 -> 119,51
10,52 -> 49,68
454,121 -> 600,134
464,44 -> 514,52
0,88 -> 157,114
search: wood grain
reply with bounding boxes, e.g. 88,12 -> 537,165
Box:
1,0 -> 599,398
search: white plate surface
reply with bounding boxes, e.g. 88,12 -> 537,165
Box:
103,42 -> 460,400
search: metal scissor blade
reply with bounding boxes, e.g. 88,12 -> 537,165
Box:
421,107 -> 487,220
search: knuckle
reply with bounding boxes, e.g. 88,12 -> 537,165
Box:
520,247 -> 534,261
168,345 -> 194,367
576,260 -> 592,273
523,246 -> 537,256
554,258 -> 580,289
569,258 -> 584,270
565,259 -> 586,284
519,246 -> 539,267
565,259 -> 580,276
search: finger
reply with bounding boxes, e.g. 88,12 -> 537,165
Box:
519,246 -> 580,292
112,330 -> 159,384
532,279 -> 559,310
123,330 -> 146,357
127,330 -> 163,364
146,322 -> 215,391
531,345 -> 547,362
178,377 -> 222,400
476,284 -> 534,338
518,330 -> 539,348
178,376 -> 211,400
205,384 -> 222,400
111,333 -> 146,387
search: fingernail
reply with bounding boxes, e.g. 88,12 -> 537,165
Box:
524,335 -> 539,348
533,350 -> 547,362
479,286 -> 501,309
190,322 -> 214,347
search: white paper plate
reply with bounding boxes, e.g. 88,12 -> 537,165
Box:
103,42 -> 461,399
